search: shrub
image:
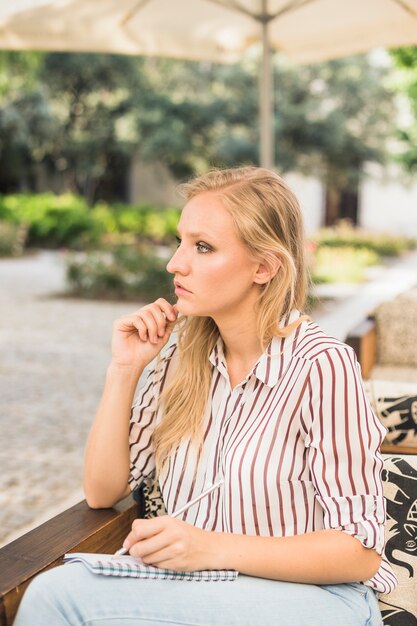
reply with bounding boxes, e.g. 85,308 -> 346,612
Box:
0,193 -> 181,250
0,193 -> 103,248
311,245 -> 380,284
66,244 -> 174,301
314,221 -> 415,257
101,203 -> 181,242
0,221 -> 27,257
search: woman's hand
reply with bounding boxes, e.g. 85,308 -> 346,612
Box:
111,299 -> 178,370
122,516 -> 214,572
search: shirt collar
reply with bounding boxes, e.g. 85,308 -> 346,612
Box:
208,310 -> 306,388
209,337 -> 229,380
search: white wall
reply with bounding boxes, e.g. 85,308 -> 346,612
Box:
286,165 -> 417,239
359,163 -> 417,237
129,154 -> 182,206
128,158 -> 417,240
284,172 -> 324,235
128,162 -> 326,234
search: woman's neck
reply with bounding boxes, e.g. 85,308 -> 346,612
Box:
217,317 -> 263,370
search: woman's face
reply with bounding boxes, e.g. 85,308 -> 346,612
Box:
166,191 -> 262,322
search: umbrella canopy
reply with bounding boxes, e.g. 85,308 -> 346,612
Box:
1,0 -> 417,166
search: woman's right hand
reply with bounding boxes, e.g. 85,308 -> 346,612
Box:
111,298 -> 178,370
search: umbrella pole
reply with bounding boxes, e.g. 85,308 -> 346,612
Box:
259,14 -> 274,169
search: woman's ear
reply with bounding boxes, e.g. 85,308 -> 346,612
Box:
253,254 -> 282,285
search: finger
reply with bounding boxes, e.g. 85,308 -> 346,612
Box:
129,533 -> 171,561
145,305 -> 172,338
114,314 -> 141,333
154,298 -> 178,323
140,548 -> 185,570
117,302 -> 177,341
124,517 -> 169,548
117,314 -> 150,343
146,301 -> 178,337
134,318 -> 149,342
135,310 -> 160,344
137,307 -> 177,343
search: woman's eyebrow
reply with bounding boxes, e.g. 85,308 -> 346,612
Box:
176,229 -> 214,239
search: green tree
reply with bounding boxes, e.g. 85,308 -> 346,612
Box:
0,51 -> 53,191
390,46 -> 417,173
38,53 -> 148,204
0,49 -> 397,214
290,55 -> 396,224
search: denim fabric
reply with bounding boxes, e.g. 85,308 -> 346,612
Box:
14,563 -> 382,626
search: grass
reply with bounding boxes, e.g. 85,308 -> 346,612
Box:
311,246 -> 380,284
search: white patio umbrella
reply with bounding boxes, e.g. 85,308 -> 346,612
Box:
1,0 -> 417,167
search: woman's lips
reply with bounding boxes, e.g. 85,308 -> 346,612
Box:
174,281 -> 192,295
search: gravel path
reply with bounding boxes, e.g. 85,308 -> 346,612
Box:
0,251 -> 145,547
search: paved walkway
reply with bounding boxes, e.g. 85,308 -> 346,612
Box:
0,252 -> 140,546
1,249 -> 417,547
312,248 -> 417,340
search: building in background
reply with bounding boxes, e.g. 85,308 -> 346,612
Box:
129,158 -> 417,237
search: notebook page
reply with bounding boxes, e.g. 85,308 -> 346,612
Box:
64,553 -> 238,581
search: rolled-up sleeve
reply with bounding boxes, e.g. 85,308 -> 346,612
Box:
128,345 -> 176,490
304,345 -> 387,554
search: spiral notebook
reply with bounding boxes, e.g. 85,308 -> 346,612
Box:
64,553 -> 238,581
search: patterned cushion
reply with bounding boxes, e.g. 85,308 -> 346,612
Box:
380,455 -> 417,625
365,380 -> 417,453
375,288 -> 417,367
132,472 -> 167,519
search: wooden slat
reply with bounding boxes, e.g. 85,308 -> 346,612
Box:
0,497 -> 139,626
345,317 -> 377,379
381,443 -> 417,455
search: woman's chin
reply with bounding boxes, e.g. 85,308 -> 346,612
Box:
175,301 -> 204,317
175,301 -> 191,316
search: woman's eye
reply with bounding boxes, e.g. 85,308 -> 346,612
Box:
175,236 -> 181,248
196,241 -> 212,254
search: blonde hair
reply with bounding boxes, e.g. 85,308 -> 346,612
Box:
153,166 -> 308,472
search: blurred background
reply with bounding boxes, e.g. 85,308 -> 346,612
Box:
1,0 -> 417,547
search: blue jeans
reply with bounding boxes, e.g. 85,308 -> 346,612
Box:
13,563 -> 382,626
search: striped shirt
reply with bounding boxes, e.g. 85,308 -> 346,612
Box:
129,311 -> 397,594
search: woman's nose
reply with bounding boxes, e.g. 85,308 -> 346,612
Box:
166,246 -> 189,275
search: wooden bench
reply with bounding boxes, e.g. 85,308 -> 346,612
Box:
345,315 -> 377,380
346,314 -> 417,455
345,287 -> 417,384
1,466 -> 416,625
0,496 -> 141,626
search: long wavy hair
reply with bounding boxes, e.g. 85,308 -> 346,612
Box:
152,166 -> 308,473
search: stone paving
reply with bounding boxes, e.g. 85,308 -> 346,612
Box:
1,249 -> 417,547
312,248 -> 417,341
0,251 -> 144,547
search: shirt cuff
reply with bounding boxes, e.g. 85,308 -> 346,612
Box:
317,493 -> 386,553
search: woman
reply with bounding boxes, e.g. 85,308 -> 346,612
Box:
14,167 -> 396,626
